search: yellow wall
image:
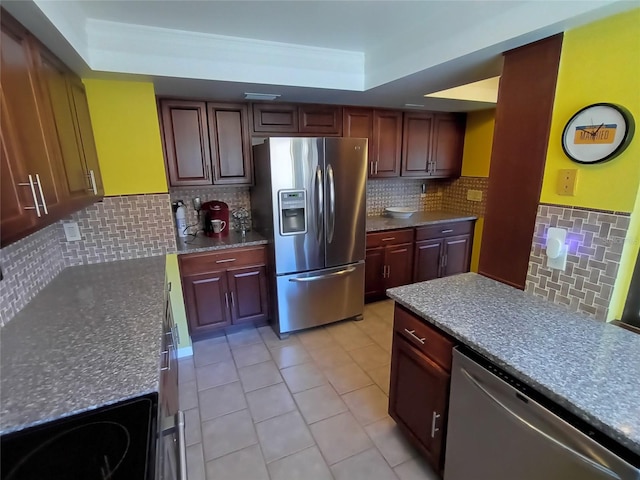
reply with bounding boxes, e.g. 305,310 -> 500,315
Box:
83,79 -> 168,196
461,109 -> 495,272
461,109 -> 495,178
610,187 -> 640,319
166,254 -> 191,352
540,9 -> 640,213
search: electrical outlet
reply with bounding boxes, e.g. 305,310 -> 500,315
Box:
63,222 -> 81,241
557,169 -> 578,196
466,189 -> 483,202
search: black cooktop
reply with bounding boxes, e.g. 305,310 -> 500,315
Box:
1,395 -> 155,480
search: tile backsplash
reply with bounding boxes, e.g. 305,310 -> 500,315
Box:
1,193 -> 177,325
60,194 -> 177,266
170,186 -> 251,227
442,176 -> 489,217
526,204 -> 631,321
366,178 -> 429,216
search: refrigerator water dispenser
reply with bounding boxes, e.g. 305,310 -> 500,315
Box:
279,190 -> 307,236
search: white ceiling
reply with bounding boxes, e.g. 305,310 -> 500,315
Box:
4,0 -> 637,112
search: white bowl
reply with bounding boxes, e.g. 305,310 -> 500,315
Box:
385,207 -> 417,219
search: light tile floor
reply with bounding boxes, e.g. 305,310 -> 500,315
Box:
178,299 -> 440,480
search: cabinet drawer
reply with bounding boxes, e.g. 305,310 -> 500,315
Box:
415,221 -> 473,241
180,246 -> 266,276
393,305 -> 454,372
367,229 -> 414,248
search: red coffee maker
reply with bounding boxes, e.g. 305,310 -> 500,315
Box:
202,200 -> 230,237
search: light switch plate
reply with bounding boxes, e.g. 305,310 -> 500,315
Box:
466,189 -> 483,202
557,169 -> 578,196
63,222 -> 81,241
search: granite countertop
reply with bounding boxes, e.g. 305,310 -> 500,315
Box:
366,211 -> 477,232
387,273 -> 640,455
0,256 -> 167,435
176,230 -> 268,254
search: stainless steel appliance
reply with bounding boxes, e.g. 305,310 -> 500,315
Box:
251,137 -> 368,337
445,348 -> 639,480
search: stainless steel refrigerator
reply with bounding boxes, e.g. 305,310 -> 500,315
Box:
251,137 -> 367,337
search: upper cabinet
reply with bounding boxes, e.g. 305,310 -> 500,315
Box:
343,108 -> 402,178
160,99 -> 253,187
402,112 -> 465,178
252,103 -> 342,136
1,10 -> 104,247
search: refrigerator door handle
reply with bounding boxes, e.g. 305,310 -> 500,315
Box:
315,166 -> 324,244
288,266 -> 356,282
327,164 -> 336,243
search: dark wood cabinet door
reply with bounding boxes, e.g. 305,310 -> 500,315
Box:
33,48 -> 89,202
299,105 -> 342,135
479,35 -> 563,289
68,75 -> 104,197
365,246 -> 385,301
162,297 -> 179,416
443,234 -> 472,277
227,265 -> 269,324
385,242 -> 414,289
372,110 -> 402,177
389,335 -> 450,472
160,100 -> 212,186
0,92 -> 39,245
208,102 -> 252,185
413,239 -> 443,282
343,107 -> 374,170
431,114 -> 465,178
401,112 -> 434,177
252,103 -> 298,134
1,15 -> 65,220
182,270 -> 231,336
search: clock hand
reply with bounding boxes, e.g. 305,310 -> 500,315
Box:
591,122 -> 605,136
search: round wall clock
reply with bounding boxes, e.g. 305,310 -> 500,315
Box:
561,103 -> 635,164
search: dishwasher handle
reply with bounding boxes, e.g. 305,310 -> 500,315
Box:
460,368 -> 622,480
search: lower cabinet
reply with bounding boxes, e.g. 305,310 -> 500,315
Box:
389,305 -> 455,474
413,221 -> 474,282
179,246 -> 269,338
161,283 -> 179,416
365,229 -> 414,302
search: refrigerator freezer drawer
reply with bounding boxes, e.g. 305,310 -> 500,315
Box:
275,261 -> 364,334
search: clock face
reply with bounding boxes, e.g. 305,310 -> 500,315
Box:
561,103 -> 635,164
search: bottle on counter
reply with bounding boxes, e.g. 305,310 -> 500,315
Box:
175,200 -> 188,237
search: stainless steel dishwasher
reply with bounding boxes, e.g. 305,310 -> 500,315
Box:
444,348 -> 640,480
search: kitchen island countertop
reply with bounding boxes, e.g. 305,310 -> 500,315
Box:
387,273 -> 640,455
176,230 -> 268,254
366,211 -> 476,232
0,256 -> 167,435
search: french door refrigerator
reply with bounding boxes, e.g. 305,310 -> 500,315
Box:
251,137 -> 368,337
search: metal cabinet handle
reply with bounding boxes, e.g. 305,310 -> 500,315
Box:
369,162 -> 374,176
160,349 -> 170,371
34,174 -> 48,214
382,265 -> 387,279
404,328 -> 426,345
224,292 -> 229,309
443,254 -> 448,268
431,411 -> 441,438
441,229 -> 453,234
215,258 -> 236,264
19,175 -> 41,217
87,170 -> 98,194
374,161 -> 378,175
381,237 -> 396,242
230,291 -> 235,307
176,411 -> 188,480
